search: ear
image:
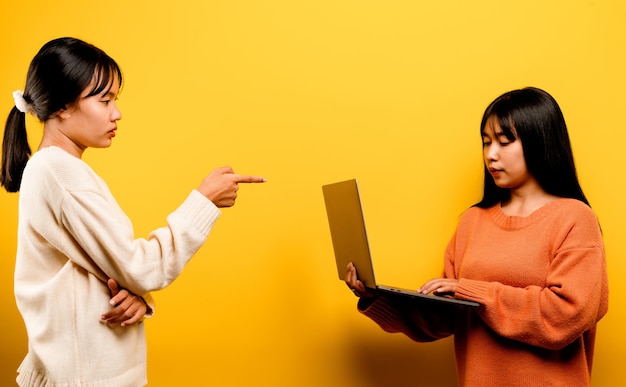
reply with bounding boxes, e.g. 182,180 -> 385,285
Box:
55,108 -> 71,120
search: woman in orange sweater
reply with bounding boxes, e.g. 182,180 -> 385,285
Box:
345,87 -> 608,386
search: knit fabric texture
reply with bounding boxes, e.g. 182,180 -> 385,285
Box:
360,199 -> 608,387
14,146 -> 221,386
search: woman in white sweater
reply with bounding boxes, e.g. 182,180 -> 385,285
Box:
1,37 -> 265,386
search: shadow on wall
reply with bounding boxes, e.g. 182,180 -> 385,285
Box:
347,330 -> 458,387
0,298 -> 25,384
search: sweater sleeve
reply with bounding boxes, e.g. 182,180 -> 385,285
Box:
59,188 -> 221,295
454,208 -> 609,350
358,293 -> 458,342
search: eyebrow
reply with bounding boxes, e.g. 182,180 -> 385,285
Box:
101,90 -> 118,99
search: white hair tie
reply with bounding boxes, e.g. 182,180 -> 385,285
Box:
12,90 -> 34,114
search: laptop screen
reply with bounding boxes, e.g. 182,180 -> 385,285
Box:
322,179 -> 377,288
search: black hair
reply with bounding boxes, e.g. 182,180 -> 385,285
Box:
474,87 -> 589,208
1,37 -> 122,192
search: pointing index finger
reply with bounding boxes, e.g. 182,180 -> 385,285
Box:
233,174 -> 267,183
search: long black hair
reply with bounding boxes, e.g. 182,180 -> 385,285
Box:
474,87 -> 589,208
1,37 -> 122,192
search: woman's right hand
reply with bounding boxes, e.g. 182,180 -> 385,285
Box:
101,279 -> 148,327
197,166 -> 265,208
345,262 -> 377,298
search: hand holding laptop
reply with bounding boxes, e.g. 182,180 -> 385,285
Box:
323,179 -> 479,308
346,261 -> 459,299
345,262 -> 377,298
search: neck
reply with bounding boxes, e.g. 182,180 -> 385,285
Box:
501,184 -> 559,217
39,122 -> 85,159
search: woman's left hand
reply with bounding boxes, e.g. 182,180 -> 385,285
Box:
418,278 -> 459,296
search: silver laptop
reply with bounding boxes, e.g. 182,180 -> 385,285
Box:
322,179 -> 479,308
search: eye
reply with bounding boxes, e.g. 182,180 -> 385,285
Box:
100,93 -> 118,105
496,133 -> 513,146
498,137 -> 514,146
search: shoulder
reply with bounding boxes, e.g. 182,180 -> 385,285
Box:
458,205 -> 490,223
542,199 -> 603,245
548,198 -> 598,223
24,147 -> 104,192
26,146 -> 85,173
555,199 -> 602,238
546,199 -> 604,253
451,206 -> 492,233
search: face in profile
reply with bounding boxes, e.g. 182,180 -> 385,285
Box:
59,74 -> 122,151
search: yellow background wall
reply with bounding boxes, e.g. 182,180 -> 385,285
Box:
1,1 -> 624,386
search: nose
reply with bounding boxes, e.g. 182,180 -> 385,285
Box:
111,101 -> 122,121
484,143 -> 499,161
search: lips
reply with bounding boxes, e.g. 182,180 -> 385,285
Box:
489,167 -> 503,177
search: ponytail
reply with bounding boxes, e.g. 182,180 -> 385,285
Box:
1,107 -> 31,192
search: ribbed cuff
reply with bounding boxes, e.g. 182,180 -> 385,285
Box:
455,278 -> 491,304
175,190 -> 221,236
359,295 -> 404,332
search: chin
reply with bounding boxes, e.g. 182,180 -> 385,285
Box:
93,142 -> 113,149
494,182 -> 513,189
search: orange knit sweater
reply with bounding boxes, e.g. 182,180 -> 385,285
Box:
360,199 -> 608,387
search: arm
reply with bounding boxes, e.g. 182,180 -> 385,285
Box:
345,263 -> 457,342
454,210 -> 609,350
61,189 -> 219,295
56,165 -> 264,295
359,293 -> 458,342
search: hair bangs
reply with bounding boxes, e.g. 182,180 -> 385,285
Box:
87,60 -> 122,97
490,96 -> 520,141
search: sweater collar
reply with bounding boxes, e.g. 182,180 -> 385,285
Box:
487,199 -> 569,230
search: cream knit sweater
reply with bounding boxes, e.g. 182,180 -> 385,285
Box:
14,146 -> 221,386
